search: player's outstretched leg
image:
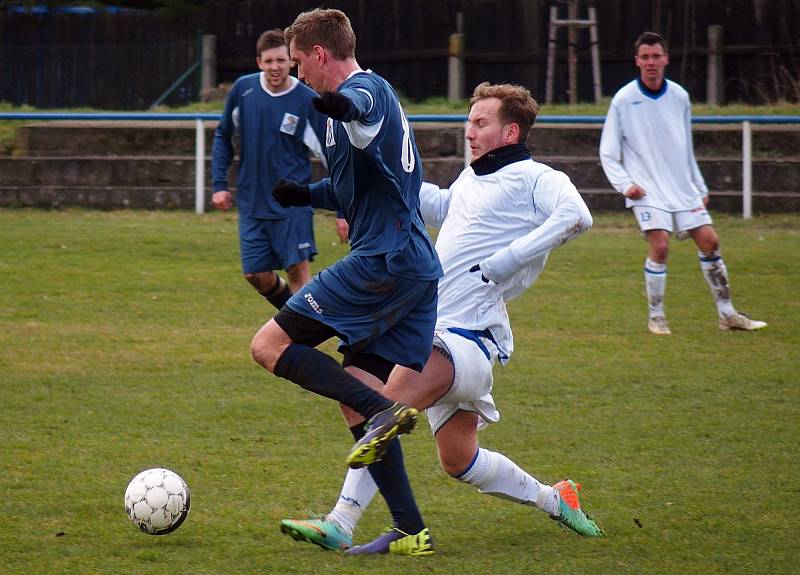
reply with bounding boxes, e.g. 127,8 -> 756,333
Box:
345,403 -> 418,468
346,527 -> 434,557
279,516 -> 352,551
550,479 -> 604,537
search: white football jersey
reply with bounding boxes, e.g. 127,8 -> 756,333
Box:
599,78 -> 708,211
420,158 -> 592,364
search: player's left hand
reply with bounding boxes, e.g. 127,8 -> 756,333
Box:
702,194 -> 710,207
272,179 -> 311,207
469,264 -> 490,283
313,91 -> 354,120
335,217 -> 349,243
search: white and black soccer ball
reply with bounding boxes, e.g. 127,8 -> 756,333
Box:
124,468 -> 191,535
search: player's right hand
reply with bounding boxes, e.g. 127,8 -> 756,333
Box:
212,190 -> 233,211
313,91 -> 354,120
272,179 -> 311,207
624,184 -> 646,199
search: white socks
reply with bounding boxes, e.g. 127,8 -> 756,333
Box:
326,467 -> 378,536
456,448 -> 558,515
644,258 -> 667,319
326,448 -> 562,533
698,250 -> 735,317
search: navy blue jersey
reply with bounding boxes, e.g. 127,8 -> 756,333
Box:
212,74 -> 326,218
309,71 -> 441,281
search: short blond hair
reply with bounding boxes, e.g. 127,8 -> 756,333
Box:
284,8 -> 356,60
470,82 -> 540,143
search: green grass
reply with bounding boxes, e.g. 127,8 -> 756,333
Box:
1,209 -> 798,574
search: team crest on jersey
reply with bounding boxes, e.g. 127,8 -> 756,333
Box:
325,118 -> 336,147
280,113 -> 299,135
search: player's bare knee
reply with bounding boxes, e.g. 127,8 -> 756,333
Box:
250,330 -> 278,372
438,449 -> 472,478
698,236 -> 719,254
651,242 -> 669,261
244,271 -> 277,292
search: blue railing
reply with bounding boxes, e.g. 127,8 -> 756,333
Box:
2,112 -> 799,217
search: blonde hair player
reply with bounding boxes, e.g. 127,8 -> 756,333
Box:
280,82 -> 603,556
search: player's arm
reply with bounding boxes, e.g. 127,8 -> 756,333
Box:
211,82 -> 240,210
313,90 -> 361,122
477,172 -> 592,283
308,178 -> 342,211
303,102 -> 328,171
599,101 -> 639,198
315,80 -> 390,152
314,82 -> 380,126
418,181 -> 452,228
684,100 -> 710,204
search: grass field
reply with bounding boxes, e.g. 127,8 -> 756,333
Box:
1,209 -> 798,574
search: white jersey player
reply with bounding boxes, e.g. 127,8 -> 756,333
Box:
599,31 -> 766,335
280,82 -> 603,557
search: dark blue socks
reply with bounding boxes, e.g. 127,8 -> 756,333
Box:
350,422 -> 425,535
274,344 -> 393,419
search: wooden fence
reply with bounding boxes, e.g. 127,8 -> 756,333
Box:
2,0 -> 799,109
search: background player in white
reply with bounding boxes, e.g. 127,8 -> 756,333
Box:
599,31 -> 766,335
211,29 -> 331,309
280,82 -> 603,556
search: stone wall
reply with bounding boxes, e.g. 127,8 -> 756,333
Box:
1,121 -> 798,212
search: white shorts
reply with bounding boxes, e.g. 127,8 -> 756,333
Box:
632,204 -> 712,240
424,329 -> 500,435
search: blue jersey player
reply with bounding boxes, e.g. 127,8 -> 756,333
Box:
211,29 -> 327,309
249,8 -> 441,552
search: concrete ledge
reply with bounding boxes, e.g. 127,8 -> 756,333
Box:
0,186 -> 202,210
4,121 -> 799,211
3,184 -> 796,213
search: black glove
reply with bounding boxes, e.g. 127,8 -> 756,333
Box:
313,91 -> 354,120
272,179 -> 311,207
469,264 -> 490,283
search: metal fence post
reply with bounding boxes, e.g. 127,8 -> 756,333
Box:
742,120 -> 752,219
448,13 -> 465,103
195,118 -> 205,214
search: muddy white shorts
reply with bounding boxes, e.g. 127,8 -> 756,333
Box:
632,203 -> 713,240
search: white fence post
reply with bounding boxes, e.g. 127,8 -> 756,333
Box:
742,120 -> 752,219
195,118 -> 205,214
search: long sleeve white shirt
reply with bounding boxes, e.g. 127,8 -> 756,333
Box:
599,78 -> 708,211
420,155 -> 592,364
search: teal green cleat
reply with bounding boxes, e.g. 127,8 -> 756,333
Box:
550,479 -> 604,537
279,516 -> 352,551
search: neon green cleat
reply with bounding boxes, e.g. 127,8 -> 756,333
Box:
551,479 -> 604,537
346,403 -> 418,469
346,527 -> 434,557
279,516 -> 352,551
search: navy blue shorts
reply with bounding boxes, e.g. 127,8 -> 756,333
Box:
284,254 -> 438,372
239,212 -> 316,274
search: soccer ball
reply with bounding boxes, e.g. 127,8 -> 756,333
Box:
124,468 -> 191,535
